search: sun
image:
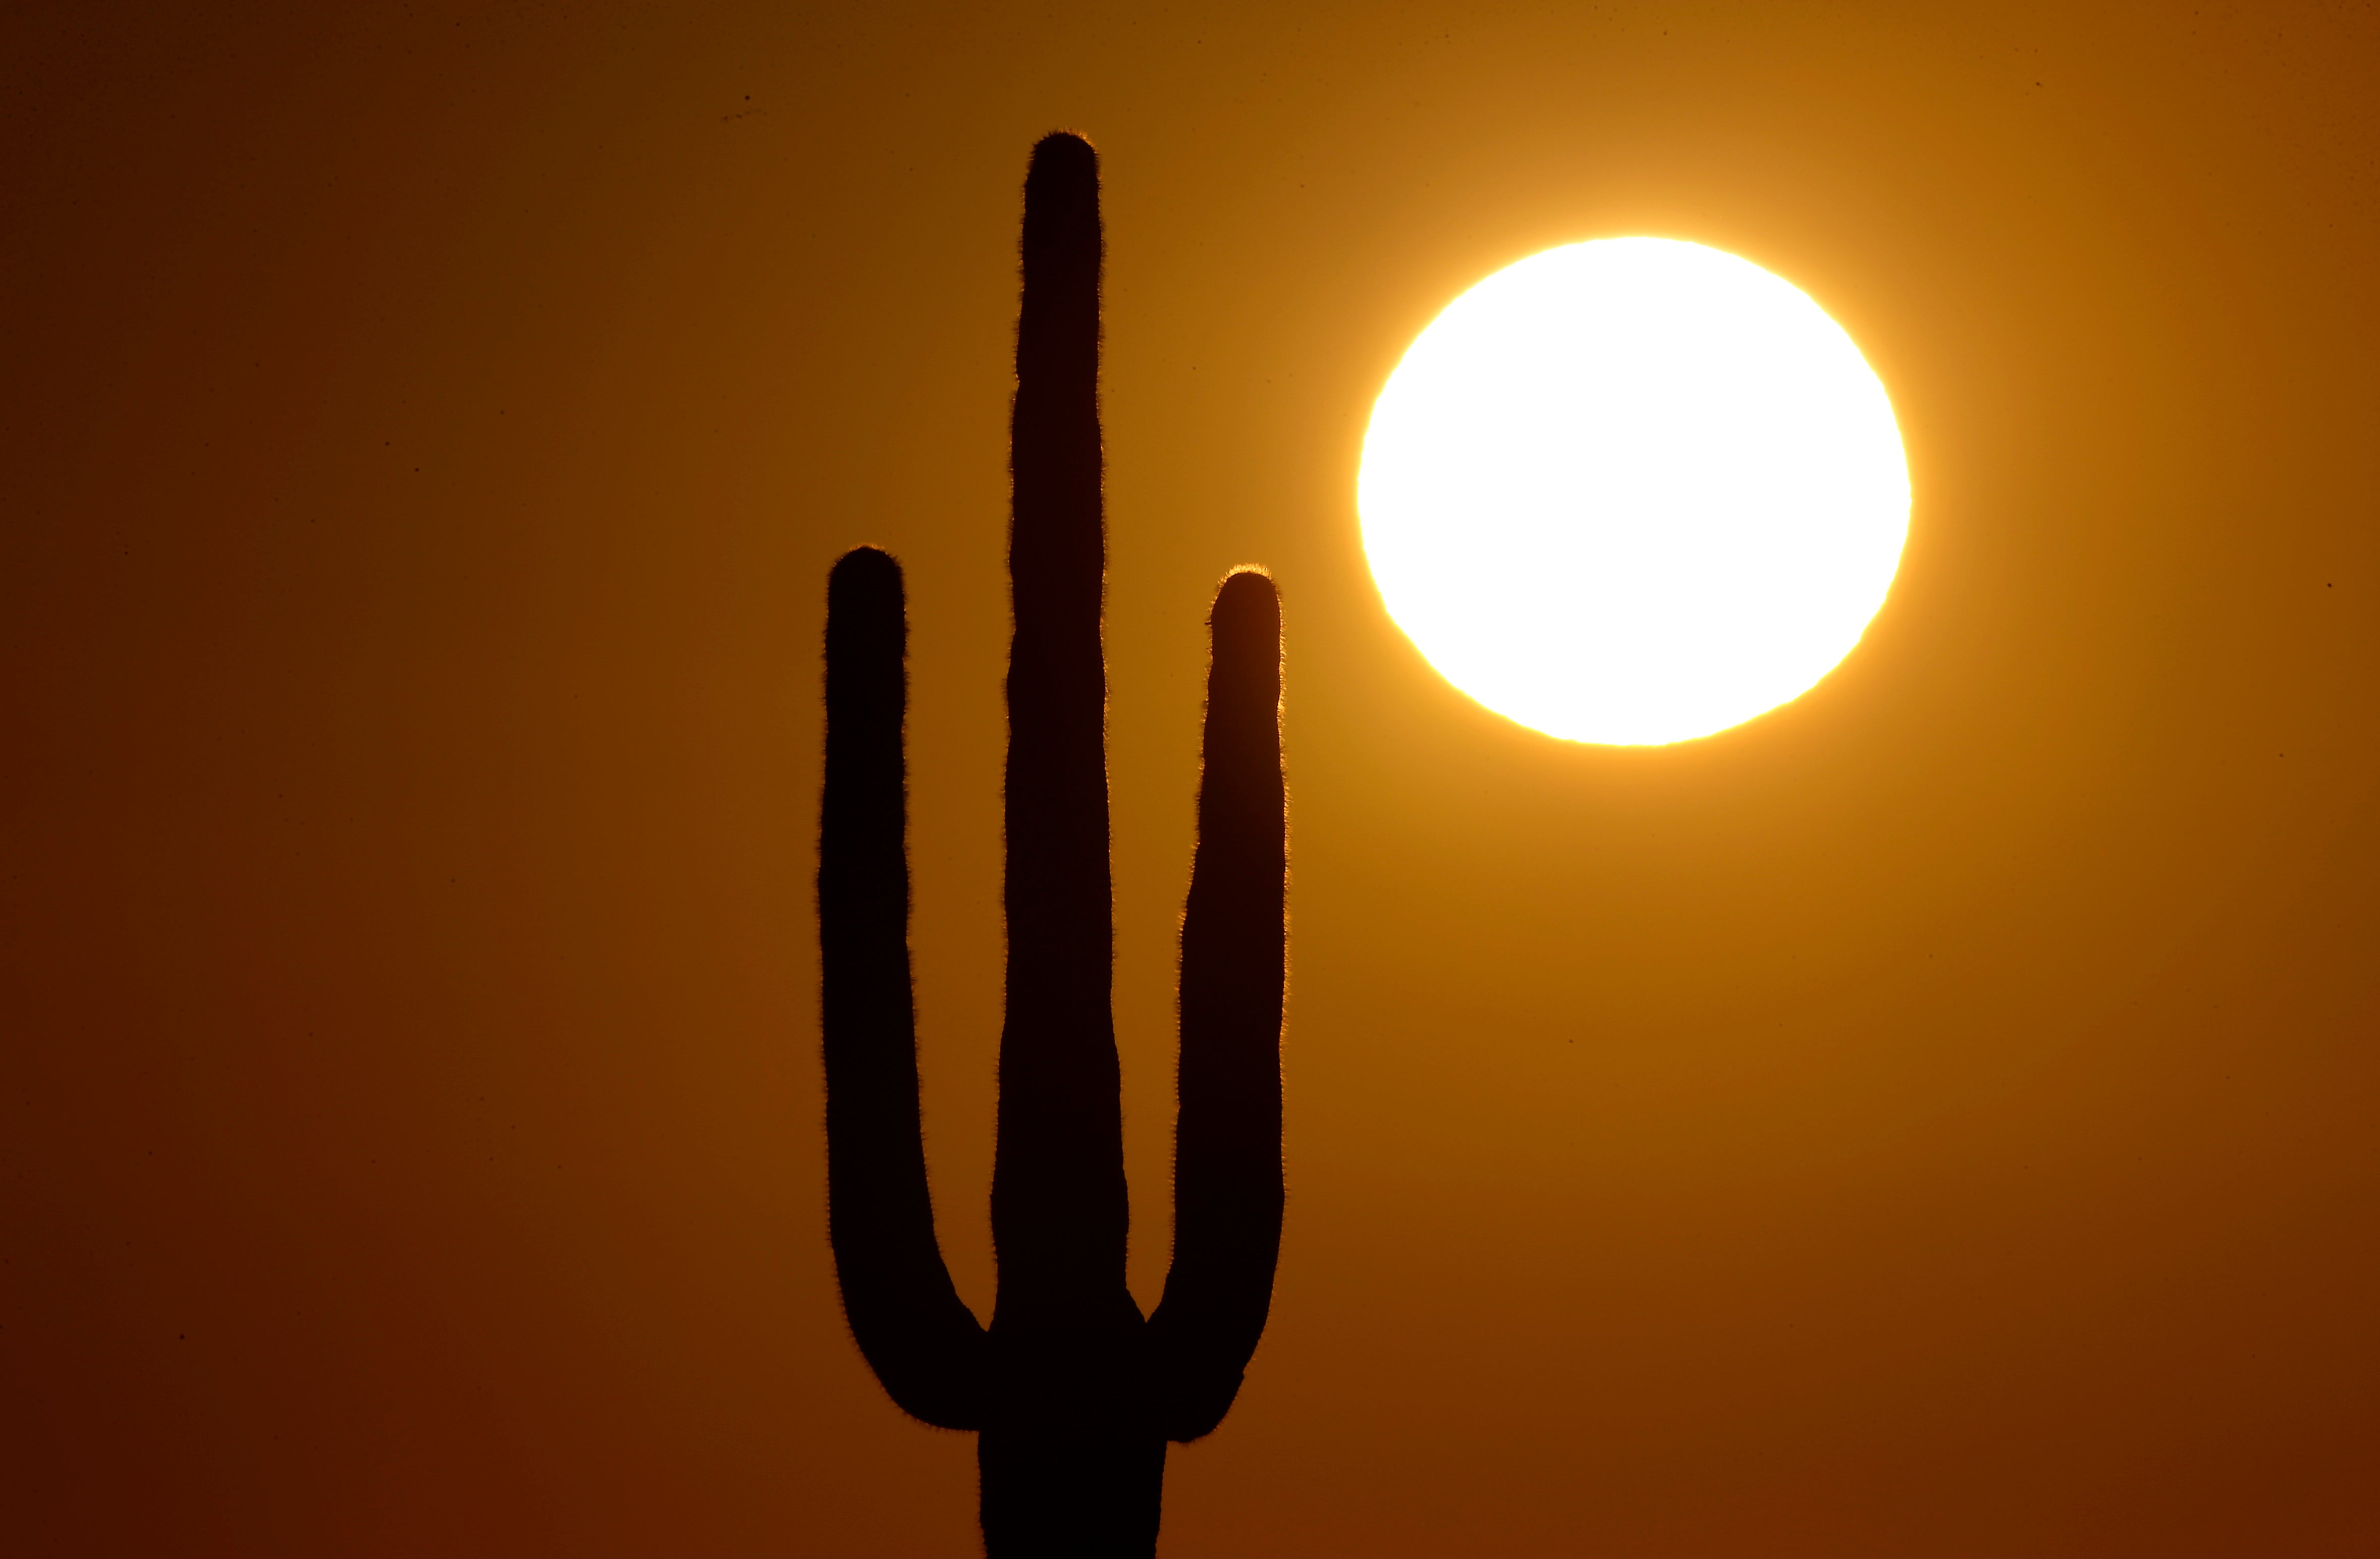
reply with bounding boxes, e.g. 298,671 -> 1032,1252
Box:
1358,237 -> 1910,746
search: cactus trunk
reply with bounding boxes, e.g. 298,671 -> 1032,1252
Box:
821,132 -> 1284,1556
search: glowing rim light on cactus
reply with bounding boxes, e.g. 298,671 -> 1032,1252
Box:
1359,237 -> 1910,746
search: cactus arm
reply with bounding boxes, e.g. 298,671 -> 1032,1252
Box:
820,546 -> 988,1430
1149,570 -> 1288,1442
990,132 -> 1134,1330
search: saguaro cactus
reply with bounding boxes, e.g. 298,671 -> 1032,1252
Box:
820,132 -> 1286,1555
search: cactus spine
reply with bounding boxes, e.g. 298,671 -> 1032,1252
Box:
820,132 -> 1287,1555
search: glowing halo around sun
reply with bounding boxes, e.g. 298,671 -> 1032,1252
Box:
1358,237 -> 1910,746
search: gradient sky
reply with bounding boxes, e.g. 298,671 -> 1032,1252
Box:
6,2 -> 2377,1554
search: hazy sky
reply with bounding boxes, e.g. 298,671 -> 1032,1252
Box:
6,2 -> 2377,1553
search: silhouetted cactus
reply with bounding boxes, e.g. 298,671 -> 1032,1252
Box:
820,133 -> 1286,1555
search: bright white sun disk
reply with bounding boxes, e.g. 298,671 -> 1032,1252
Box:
1359,238 -> 1909,745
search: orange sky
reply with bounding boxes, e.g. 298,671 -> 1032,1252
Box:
5,2 -> 2377,1553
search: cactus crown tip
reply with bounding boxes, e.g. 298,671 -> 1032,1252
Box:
1032,129 -> 1097,160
